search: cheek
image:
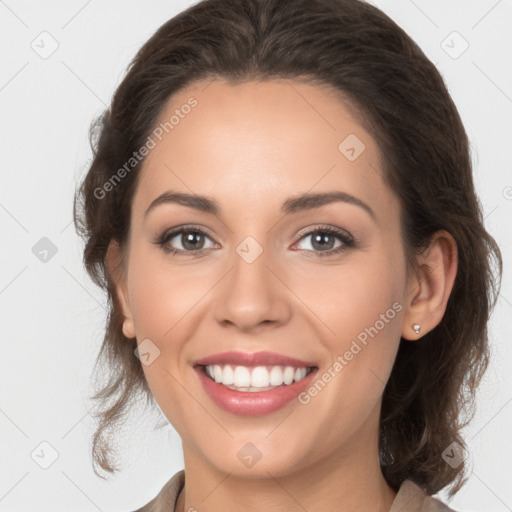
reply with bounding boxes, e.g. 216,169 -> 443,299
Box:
126,250 -> 216,399
295,252 -> 404,342
127,247 -> 207,338
126,253 -> 200,422
301,249 -> 404,393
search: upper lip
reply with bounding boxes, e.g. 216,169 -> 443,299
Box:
194,351 -> 318,368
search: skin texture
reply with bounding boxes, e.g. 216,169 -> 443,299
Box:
107,78 -> 458,512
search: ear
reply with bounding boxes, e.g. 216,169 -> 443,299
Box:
105,239 -> 136,339
401,230 -> 458,341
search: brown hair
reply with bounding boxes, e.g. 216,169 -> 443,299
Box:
73,0 -> 502,497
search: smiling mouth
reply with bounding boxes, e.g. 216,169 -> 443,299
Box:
197,363 -> 317,392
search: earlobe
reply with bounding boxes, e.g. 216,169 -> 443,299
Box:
401,230 -> 458,341
121,319 -> 135,339
105,239 -> 136,339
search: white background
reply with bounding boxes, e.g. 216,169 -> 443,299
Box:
0,1 -> 510,511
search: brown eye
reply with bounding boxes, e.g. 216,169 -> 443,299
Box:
175,230 -> 207,251
308,231 -> 338,251
157,226 -> 217,255
294,226 -> 355,257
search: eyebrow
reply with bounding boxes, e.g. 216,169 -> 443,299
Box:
144,190 -> 376,221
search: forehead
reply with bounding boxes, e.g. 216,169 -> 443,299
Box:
133,78 -> 396,221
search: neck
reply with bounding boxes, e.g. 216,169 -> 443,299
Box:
176,431 -> 396,512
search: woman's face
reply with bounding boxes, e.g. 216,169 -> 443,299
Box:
111,78 -> 413,478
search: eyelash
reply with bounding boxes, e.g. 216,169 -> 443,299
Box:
153,224 -> 355,258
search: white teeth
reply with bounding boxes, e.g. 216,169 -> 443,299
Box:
233,366 -> 251,387
204,364 -> 311,390
250,366 -> 269,387
269,366 -> 284,386
294,367 -> 307,382
283,366 -> 295,385
222,364 -> 234,385
213,364 -> 223,383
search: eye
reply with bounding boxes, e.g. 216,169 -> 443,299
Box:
155,225 -> 217,256
154,224 -> 355,258
293,226 -> 355,257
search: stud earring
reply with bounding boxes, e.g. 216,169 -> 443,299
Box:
413,324 -> 421,335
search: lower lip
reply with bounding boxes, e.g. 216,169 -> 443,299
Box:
194,366 -> 318,416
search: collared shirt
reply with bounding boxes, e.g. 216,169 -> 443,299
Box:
131,470 -> 458,511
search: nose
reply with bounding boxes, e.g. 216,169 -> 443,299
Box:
213,242 -> 292,333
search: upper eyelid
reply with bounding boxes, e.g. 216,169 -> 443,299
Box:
295,224 -> 353,240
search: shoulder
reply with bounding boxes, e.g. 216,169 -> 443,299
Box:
129,469 -> 185,512
392,479 -> 460,512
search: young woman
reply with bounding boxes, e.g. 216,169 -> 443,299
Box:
73,0 -> 502,510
